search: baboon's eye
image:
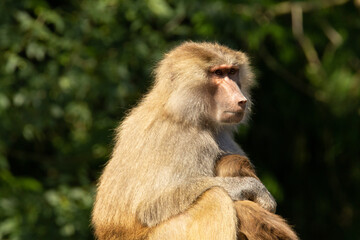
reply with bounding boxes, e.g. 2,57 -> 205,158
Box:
229,68 -> 237,75
214,70 -> 223,76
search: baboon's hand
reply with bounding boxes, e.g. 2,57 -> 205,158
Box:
254,184 -> 277,213
223,176 -> 277,213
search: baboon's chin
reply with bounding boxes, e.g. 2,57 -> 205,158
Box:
220,112 -> 244,124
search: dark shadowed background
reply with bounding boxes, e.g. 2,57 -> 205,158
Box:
0,0 -> 359,239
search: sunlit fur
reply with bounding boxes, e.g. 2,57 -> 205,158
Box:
92,42 -> 296,240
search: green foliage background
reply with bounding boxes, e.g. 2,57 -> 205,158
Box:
0,0 -> 359,239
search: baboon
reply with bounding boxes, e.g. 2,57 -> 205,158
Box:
216,154 -> 259,179
216,154 -> 298,239
92,42 -> 298,240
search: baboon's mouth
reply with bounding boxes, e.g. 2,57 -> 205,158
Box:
225,111 -> 243,115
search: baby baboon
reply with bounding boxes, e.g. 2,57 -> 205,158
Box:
216,154 -> 298,240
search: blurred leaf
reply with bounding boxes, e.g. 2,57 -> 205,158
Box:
146,0 -> 173,18
26,42 -> 46,61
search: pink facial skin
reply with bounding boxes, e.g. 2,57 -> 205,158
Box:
210,65 -> 247,124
